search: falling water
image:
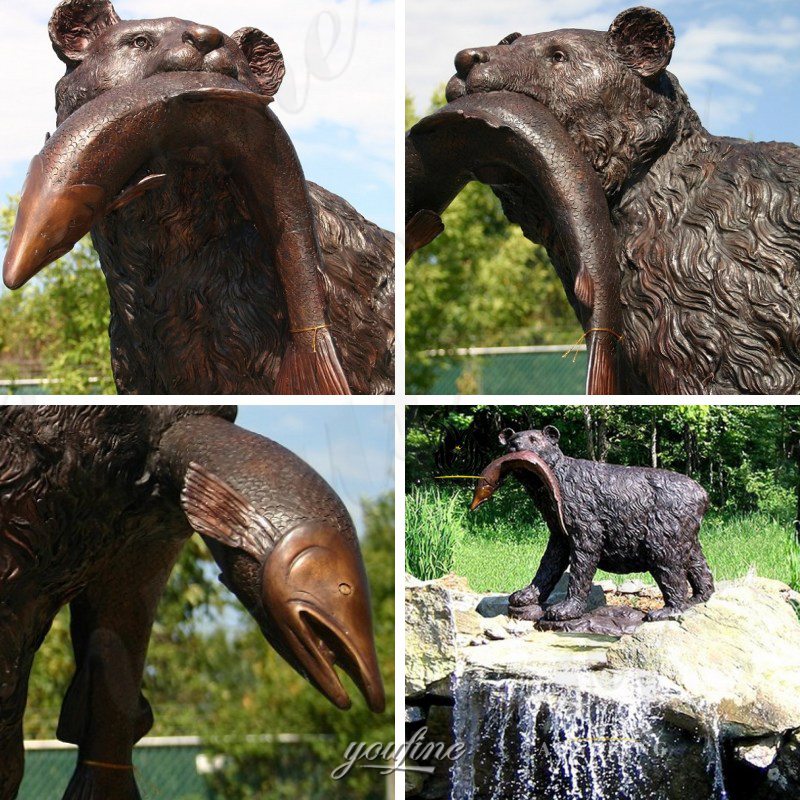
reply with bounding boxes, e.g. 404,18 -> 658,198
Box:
451,670 -> 728,800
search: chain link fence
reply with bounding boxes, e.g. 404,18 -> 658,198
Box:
20,737 -> 394,800
422,345 -> 588,395
21,739 -> 208,800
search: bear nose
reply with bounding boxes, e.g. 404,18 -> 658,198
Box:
182,24 -> 224,55
454,48 -> 490,78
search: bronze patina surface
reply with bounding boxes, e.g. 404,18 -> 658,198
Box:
0,406 -> 384,800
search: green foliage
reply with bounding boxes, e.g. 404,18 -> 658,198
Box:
406,404 -> 800,512
406,405 -> 800,592
25,494 -> 394,799
405,91 -> 582,393
452,510 -> 798,594
203,493 -> 395,800
0,197 -> 114,394
406,485 -> 464,580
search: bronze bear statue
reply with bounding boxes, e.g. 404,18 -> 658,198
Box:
0,406 -> 384,800
408,6 -> 800,395
470,426 -> 714,623
4,0 -> 394,395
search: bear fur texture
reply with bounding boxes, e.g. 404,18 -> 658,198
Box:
446,7 -> 800,394
498,426 -> 714,622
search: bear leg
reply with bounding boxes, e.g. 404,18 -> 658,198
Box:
646,561 -> 690,621
509,533 -> 569,608
686,544 -> 714,603
542,544 -> 599,621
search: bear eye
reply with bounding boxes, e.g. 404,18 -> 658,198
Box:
132,35 -> 151,49
551,50 -> 568,63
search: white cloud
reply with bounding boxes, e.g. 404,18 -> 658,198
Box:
0,0 -> 393,181
405,1 -> 800,136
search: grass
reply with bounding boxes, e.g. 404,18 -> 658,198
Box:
406,485 -> 465,580
407,484 -> 800,594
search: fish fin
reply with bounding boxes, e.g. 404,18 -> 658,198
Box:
106,173 -> 166,214
406,209 -> 444,261
181,461 -> 278,558
274,327 -> 351,394
574,266 -> 595,309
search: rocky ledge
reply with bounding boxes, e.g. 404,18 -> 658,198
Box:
405,572 -> 800,800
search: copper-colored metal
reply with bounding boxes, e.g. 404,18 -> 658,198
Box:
406,92 -> 621,395
0,406 -> 385,800
3,1 -> 394,395
408,6 -> 800,395
469,450 -> 567,536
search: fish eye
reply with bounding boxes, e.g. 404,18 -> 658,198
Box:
338,582 -> 352,595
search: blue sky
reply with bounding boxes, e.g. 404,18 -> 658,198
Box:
0,0 -> 393,231
407,0 -> 800,145
234,404 -> 395,536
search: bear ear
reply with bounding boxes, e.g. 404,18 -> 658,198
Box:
543,425 -> 561,444
499,428 -> 516,445
49,0 -> 121,67
607,7 -> 675,79
232,27 -> 286,99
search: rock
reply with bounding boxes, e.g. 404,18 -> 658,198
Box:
405,581 -> 457,697
598,579 -> 617,593
406,705 -> 426,724
483,626 -> 508,641
537,604 -> 646,636
770,730 -> 800,796
456,633 -> 475,648
548,572 -> 607,610
405,571 -> 424,588
640,585 -> 663,599
453,608 -> 483,638
505,619 -> 535,636
417,704 -> 456,800
462,630 -> 614,675
618,579 -> 646,594
431,573 -> 473,592
475,594 -> 509,618
608,581 -> 800,735
733,735 -> 780,769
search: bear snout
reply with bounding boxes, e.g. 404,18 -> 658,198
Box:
182,24 -> 224,56
454,48 -> 490,79
464,63 -> 504,95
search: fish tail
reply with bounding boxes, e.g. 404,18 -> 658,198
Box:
275,327 -> 351,395
586,332 -> 619,395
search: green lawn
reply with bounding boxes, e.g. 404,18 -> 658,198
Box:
406,484 -> 800,594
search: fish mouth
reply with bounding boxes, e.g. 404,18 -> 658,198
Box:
259,521 -> 386,714
281,600 -> 386,713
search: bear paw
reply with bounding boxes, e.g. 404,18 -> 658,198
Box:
543,597 -> 586,621
509,584 -> 540,608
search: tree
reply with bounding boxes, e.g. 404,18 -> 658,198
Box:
405,91 -> 582,393
0,197 -> 115,394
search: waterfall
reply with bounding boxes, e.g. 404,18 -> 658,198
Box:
451,670 -> 728,800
